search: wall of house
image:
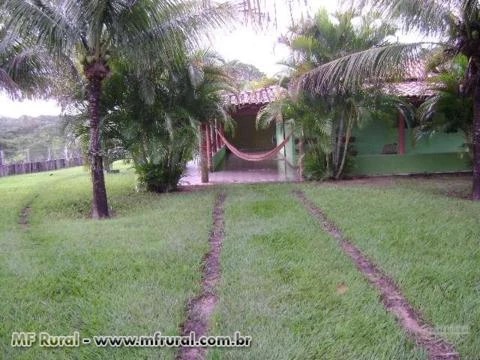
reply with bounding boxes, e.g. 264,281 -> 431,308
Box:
230,114 -> 275,151
349,119 -> 471,176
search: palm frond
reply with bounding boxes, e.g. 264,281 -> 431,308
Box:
3,0 -> 80,57
123,1 -> 236,68
346,0 -> 458,37
299,42 -> 432,96
0,68 -> 19,97
256,100 -> 283,129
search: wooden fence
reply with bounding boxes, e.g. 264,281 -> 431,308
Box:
0,157 -> 84,177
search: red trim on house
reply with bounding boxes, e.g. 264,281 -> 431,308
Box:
206,124 -> 212,171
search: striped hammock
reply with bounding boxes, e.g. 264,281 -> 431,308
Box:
215,129 -> 293,162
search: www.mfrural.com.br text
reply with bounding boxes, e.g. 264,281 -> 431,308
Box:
11,331 -> 252,348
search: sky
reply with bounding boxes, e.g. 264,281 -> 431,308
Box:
212,1 -> 332,77
0,95 -> 62,118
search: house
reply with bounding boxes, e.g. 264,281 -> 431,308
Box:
205,85 -> 296,176
350,78 -> 470,176
203,80 -> 470,181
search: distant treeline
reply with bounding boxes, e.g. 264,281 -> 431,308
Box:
0,115 -> 81,164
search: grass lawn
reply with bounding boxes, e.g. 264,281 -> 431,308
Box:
0,166 -> 215,359
302,176 -> 480,359
209,184 -> 425,360
1,169 -> 478,359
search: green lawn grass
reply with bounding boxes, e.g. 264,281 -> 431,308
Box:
0,166 -> 215,359
209,184 -> 425,360
302,178 -> 480,359
2,169 -> 478,359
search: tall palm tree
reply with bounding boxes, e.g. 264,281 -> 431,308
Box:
2,0 -> 234,217
299,0 -> 480,199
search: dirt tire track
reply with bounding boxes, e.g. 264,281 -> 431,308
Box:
294,190 -> 459,360
19,206 -> 32,229
177,192 -> 226,360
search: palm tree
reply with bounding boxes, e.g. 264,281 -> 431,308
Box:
66,49 -> 233,192
418,54 -> 473,149
258,9 -> 404,179
2,0 -> 234,217
124,49 -> 234,191
299,0 -> 480,199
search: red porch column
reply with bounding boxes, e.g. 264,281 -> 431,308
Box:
398,113 -> 406,155
215,120 -> 221,150
200,123 -> 209,183
211,121 -> 218,153
219,123 -> 224,147
206,123 -> 212,171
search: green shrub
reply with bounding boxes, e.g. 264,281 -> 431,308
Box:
134,160 -> 185,193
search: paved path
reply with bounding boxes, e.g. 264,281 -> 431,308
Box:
179,155 -> 300,186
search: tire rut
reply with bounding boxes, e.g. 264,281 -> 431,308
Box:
294,189 -> 459,360
177,192 -> 226,360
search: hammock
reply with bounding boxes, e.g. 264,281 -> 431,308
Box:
216,129 -> 293,162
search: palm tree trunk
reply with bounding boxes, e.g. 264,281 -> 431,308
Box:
473,82 -> 480,200
88,75 -> 109,218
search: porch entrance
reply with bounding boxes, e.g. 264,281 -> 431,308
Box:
196,86 -> 300,184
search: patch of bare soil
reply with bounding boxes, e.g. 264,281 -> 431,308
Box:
177,193 -> 226,360
445,190 -> 472,200
19,207 -> 32,229
176,185 -> 216,193
294,190 -> 459,360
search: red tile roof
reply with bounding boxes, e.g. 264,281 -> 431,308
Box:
224,85 -> 286,106
384,80 -> 437,98
224,74 -> 436,106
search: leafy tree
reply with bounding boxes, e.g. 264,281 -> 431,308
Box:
3,0 -> 234,217
121,50 -> 233,192
222,60 -> 265,89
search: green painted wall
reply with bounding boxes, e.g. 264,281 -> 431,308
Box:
352,120 -> 466,155
353,120 -> 398,155
349,153 -> 471,176
349,120 -> 470,176
212,146 -> 227,171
